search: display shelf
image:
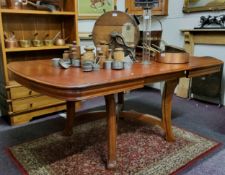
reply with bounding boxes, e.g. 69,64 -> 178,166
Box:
5,45 -> 70,52
0,9 -> 76,15
0,0 -> 79,125
6,81 -> 20,88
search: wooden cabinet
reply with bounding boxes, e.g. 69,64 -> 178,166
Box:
176,29 -> 224,105
0,0 -> 79,125
125,0 -> 168,16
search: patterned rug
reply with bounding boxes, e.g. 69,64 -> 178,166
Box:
8,118 -> 220,175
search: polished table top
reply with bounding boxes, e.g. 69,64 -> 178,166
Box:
8,57 -> 222,88
7,56 -> 224,169
8,56 -> 223,101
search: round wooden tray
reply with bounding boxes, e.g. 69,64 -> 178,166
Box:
92,11 -> 140,48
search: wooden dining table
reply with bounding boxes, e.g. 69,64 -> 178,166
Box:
8,56 -> 223,169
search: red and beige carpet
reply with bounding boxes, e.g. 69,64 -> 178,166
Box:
8,118 -> 220,175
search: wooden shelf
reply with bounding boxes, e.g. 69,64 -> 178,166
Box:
0,9 -> 75,16
6,81 -> 21,89
0,0 -> 78,125
181,29 -> 225,32
5,45 -> 70,52
79,32 -> 92,40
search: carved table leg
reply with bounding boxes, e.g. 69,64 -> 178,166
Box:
162,79 -> 178,142
63,101 -> 75,136
105,94 -> 117,169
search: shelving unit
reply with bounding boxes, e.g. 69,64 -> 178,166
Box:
0,0 -> 79,125
5,45 -> 70,52
0,8 -> 75,15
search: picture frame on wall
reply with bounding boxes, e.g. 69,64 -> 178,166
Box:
78,0 -> 114,19
183,0 -> 225,13
125,0 -> 168,16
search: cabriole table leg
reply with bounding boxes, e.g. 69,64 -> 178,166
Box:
162,79 -> 179,142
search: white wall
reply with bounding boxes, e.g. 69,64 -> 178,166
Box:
152,0 -> 225,105
78,0 -> 225,105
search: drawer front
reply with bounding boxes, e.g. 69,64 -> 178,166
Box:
10,86 -> 40,100
11,96 -> 64,113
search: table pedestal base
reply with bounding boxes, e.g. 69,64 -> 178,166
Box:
63,79 -> 178,169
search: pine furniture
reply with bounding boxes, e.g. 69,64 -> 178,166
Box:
0,0 -> 79,125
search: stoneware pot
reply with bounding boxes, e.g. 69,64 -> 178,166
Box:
112,61 -> 123,70
123,61 -> 133,69
83,46 -> 95,61
51,58 -> 61,67
63,50 -> 70,60
71,59 -> 80,67
104,60 -> 112,69
82,63 -> 93,72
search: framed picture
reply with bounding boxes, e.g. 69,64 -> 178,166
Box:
78,0 -> 114,19
125,0 -> 168,16
183,0 -> 225,13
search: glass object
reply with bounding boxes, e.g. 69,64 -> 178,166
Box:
135,0 -> 158,8
142,8 -> 152,64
